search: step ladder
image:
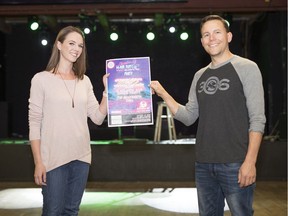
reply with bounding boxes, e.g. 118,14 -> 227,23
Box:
154,101 -> 177,142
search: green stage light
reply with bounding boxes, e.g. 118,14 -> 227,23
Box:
109,25 -> 119,41
83,20 -> 97,35
30,21 -> 39,31
166,14 -> 180,34
83,27 -> 91,34
39,29 -> 49,46
28,16 -> 40,31
41,39 -> 48,46
110,32 -> 118,41
79,14 -> 97,35
168,26 -> 176,33
146,25 -> 155,41
146,32 -> 155,41
180,32 -> 189,40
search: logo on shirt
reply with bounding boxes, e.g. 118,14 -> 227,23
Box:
198,76 -> 230,95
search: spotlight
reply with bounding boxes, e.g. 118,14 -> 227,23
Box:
79,14 -> 97,35
41,38 -> 48,46
83,27 -> 91,34
109,26 -> 119,41
180,32 -> 189,40
146,25 -> 155,41
39,30 -> 49,46
168,26 -> 176,33
110,32 -> 118,41
165,14 -> 181,34
146,32 -> 155,41
83,20 -> 96,35
28,16 -> 40,31
180,25 -> 189,41
31,22 -> 39,31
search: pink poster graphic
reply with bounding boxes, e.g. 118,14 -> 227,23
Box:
106,57 -> 153,127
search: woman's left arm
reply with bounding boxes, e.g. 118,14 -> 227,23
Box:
98,73 -> 109,115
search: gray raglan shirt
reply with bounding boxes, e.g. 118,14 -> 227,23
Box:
174,55 -> 266,163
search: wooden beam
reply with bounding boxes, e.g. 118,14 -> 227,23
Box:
0,0 -> 286,16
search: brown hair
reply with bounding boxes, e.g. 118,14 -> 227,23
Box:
200,15 -> 230,33
46,26 -> 87,80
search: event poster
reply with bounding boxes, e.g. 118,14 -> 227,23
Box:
106,57 -> 154,127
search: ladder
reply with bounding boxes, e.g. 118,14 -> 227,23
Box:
154,101 -> 177,142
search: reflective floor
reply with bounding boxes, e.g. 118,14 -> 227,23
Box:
0,181 -> 286,216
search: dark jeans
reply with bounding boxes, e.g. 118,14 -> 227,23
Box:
42,160 -> 90,216
195,162 -> 255,216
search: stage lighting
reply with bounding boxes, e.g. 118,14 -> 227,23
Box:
179,25 -> 189,41
79,14 -> 97,35
154,13 -> 164,27
180,32 -> 189,40
109,25 -> 119,41
28,16 -> 40,31
165,14 -> 181,34
31,22 -> 39,31
41,38 -> 48,46
82,20 -> 96,35
39,29 -> 49,46
83,27 -> 91,34
168,26 -> 176,33
146,32 -> 155,41
97,12 -> 109,31
146,25 -> 155,41
110,32 -> 118,41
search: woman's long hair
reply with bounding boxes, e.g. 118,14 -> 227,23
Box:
46,26 -> 87,80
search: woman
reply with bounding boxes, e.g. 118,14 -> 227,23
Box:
28,26 -> 109,215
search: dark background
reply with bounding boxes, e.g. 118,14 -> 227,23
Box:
0,11 -> 286,140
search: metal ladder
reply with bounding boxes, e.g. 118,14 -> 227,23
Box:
154,101 -> 177,142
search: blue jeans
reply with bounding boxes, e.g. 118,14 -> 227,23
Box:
42,160 -> 90,216
195,162 -> 255,216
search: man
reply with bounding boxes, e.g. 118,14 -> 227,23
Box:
150,15 -> 266,215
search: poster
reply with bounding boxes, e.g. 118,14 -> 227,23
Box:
106,57 -> 154,127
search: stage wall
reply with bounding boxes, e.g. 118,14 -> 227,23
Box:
0,140 -> 286,182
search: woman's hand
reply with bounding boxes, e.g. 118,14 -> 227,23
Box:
103,73 -> 110,92
34,163 -> 47,186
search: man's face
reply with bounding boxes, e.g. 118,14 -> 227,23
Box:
200,20 -> 232,57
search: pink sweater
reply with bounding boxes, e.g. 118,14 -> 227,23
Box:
29,71 -> 106,172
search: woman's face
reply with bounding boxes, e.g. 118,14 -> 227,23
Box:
57,31 -> 84,63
